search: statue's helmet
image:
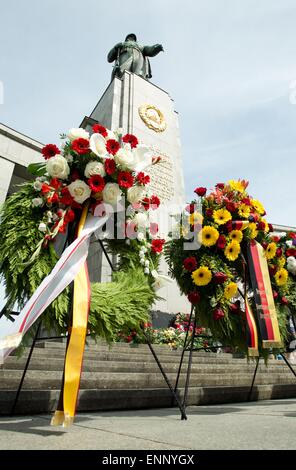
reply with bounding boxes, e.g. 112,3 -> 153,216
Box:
125,33 -> 137,42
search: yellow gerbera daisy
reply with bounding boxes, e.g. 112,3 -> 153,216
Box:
224,282 -> 238,300
251,199 -> 265,215
192,266 -> 212,286
229,230 -> 243,243
248,222 -> 258,239
213,208 -> 232,225
224,241 -> 241,261
274,268 -> 288,286
228,180 -> 247,193
278,256 -> 286,268
201,226 -> 220,247
188,212 -> 203,226
265,242 -> 277,260
238,204 -> 251,219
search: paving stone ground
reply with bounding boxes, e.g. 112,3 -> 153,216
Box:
0,399 -> 295,450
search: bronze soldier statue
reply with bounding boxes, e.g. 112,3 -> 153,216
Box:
107,33 -> 164,81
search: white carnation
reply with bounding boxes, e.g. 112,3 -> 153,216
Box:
67,128 -> 89,141
102,182 -> 122,205
127,186 -> 146,204
32,197 -> 43,207
84,161 -> 106,178
38,222 -> 47,232
46,155 -> 70,180
67,180 -> 91,204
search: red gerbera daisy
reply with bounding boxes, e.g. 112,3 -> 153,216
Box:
41,144 -> 60,160
104,158 -> 116,175
71,138 -> 90,155
88,175 -> 105,193
106,139 -> 120,155
92,124 -> 108,137
122,133 -> 138,148
118,171 -> 134,188
137,172 -> 150,185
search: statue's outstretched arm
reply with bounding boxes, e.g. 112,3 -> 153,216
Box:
142,44 -> 164,57
107,43 -> 122,63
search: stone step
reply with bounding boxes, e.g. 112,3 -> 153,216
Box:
1,356 -> 291,374
1,383 -> 296,415
1,369 -> 295,390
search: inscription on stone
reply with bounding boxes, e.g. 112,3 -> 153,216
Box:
147,153 -> 175,202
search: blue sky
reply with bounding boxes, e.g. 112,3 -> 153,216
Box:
1,0 -> 296,225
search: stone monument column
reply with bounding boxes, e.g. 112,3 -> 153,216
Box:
81,65 -> 189,318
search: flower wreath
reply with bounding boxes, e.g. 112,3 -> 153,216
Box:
0,125 -> 167,342
165,180 -> 296,356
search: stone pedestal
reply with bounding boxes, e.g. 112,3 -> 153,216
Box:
81,72 -> 189,315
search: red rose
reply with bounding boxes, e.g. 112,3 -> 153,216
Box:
269,265 -> 277,277
185,203 -> 195,214
151,238 -> 165,254
183,257 -> 197,271
150,195 -> 160,209
106,139 -> 120,155
257,221 -> 265,231
230,300 -> 241,314
215,183 -> 224,190
276,248 -> 282,257
41,144 -> 60,160
287,231 -> 296,239
194,187 -> 207,197
261,241 -> 268,250
217,235 -> 227,249
122,133 -> 138,148
213,308 -> 225,320
286,248 -> 296,257
281,296 -> 289,305
88,175 -> 105,193
118,171 -> 134,188
137,172 -> 150,185
60,187 -> 74,205
104,158 -> 116,175
92,124 -> 108,137
70,169 -> 81,181
187,292 -> 201,304
226,202 -> 236,213
71,138 -> 90,155
273,290 -> 279,299
213,272 -> 228,284
268,224 -> 274,232
241,197 -> 251,206
149,222 -> 159,235
126,335 -> 133,343
225,221 -> 233,232
272,236 -> 280,242
206,208 -> 213,217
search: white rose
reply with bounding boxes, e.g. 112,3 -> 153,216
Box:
102,182 -> 122,205
33,180 -> 42,191
89,133 -> 108,158
38,222 -> 47,232
68,180 -> 91,204
287,256 -> 296,275
46,155 -> 70,180
133,212 -> 149,228
127,186 -> 146,204
84,161 -> 106,178
32,197 -> 43,207
114,146 -> 134,169
67,128 -> 89,141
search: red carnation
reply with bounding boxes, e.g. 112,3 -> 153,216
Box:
41,183 -> 52,194
241,197 -> 251,206
60,187 -> 74,205
151,238 -> 165,254
187,292 -> 201,304
88,175 -> 105,193
272,236 -> 280,242
215,183 -> 224,190
276,248 -> 283,257
118,171 -> 134,188
50,178 -> 62,190
194,187 -> 207,197
64,209 -> 75,223
281,296 -> 289,305
213,308 -> 225,320
217,234 -> 227,249
257,221 -> 265,231
106,139 -> 120,155
286,248 -> 296,257
122,133 -> 138,148
183,257 -> 197,271
213,272 -> 228,284
206,208 -> 214,217
71,138 -> 90,155
104,158 -> 116,175
137,172 -> 150,185
226,202 -> 236,213
142,197 -> 150,211
92,124 -> 108,137
150,195 -> 160,209
225,221 -> 233,232
288,231 -> 296,239
47,192 -> 59,204
185,203 -> 195,214
41,144 -> 60,160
